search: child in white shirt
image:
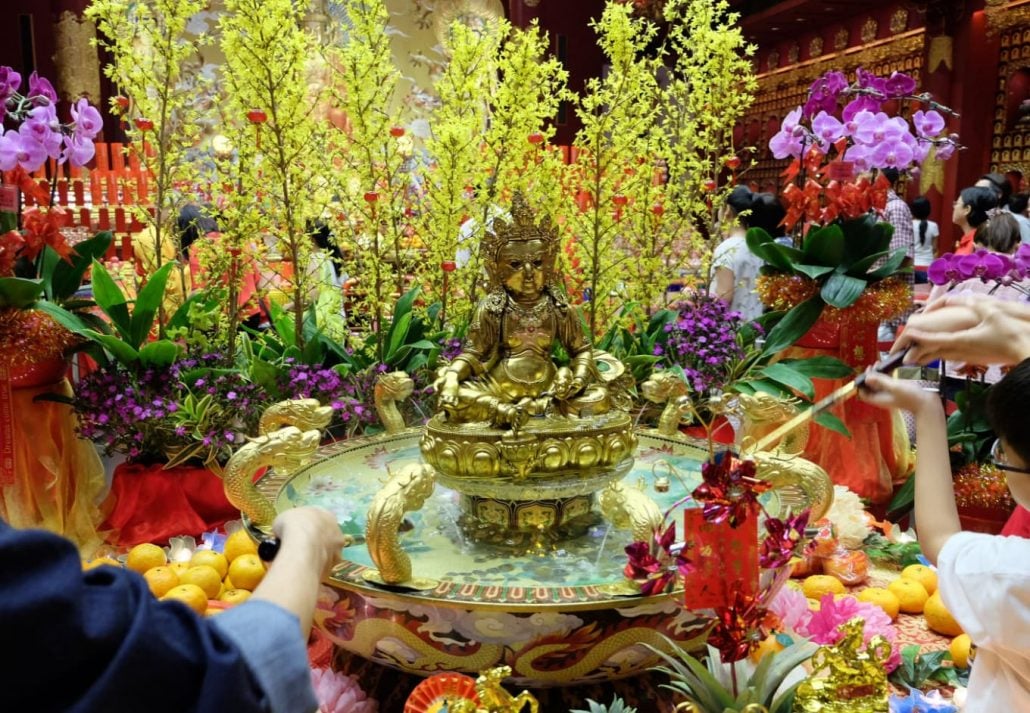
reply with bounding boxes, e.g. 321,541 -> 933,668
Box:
861,361 -> 1030,712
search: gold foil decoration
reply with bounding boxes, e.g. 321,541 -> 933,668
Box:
793,618 -> 891,713
53,11 -> 102,102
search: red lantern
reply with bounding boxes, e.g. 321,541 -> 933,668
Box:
364,191 -> 379,203
612,194 -> 628,207
651,203 -> 664,216
703,179 -> 718,192
441,260 -> 456,272
527,132 -> 544,145
113,96 -> 130,113
725,155 -> 741,170
133,118 -> 154,131
390,126 -> 405,137
247,110 -> 268,124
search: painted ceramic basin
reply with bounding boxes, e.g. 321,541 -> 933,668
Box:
253,429 -> 782,687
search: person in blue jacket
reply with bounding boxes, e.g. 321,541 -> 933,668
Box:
0,506 -> 347,713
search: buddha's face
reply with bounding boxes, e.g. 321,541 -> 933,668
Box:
498,239 -> 548,301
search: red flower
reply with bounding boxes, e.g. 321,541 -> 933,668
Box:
692,451 -> 771,528
759,509 -> 810,569
708,590 -> 768,663
623,522 -> 695,596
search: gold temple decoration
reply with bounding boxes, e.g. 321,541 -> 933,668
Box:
860,18 -> 879,44
787,43 -> 800,65
809,37 -> 824,59
598,480 -> 664,544
984,0 -> 1030,37
373,370 -> 415,435
363,463 -> 438,588
434,0 -> 504,46
640,370 -> 692,436
767,50 -> 780,71
927,35 -> 954,73
793,619 -> 891,713
223,399 -> 331,527
446,666 -> 540,713
889,8 -> 909,34
833,28 -> 850,51
920,151 -> 946,195
53,11 -> 102,102
756,33 -> 924,88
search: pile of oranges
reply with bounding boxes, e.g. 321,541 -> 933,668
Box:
84,530 -> 267,616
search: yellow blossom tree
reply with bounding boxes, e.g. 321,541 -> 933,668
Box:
219,0 -> 329,348
86,0 -> 211,326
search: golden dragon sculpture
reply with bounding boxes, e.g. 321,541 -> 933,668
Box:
364,463 -> 436,587
222,399 -> 333,528
373,370 -> 415,435
736,392 -> 834,521
640,370 -> 693,436
598,480 -> 664,544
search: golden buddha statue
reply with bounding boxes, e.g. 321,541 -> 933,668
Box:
435,193 -> 614,430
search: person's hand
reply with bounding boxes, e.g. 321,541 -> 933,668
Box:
893,293 -> 1030,366
858,371 -> 941,416
435,371 -> 460,409
271,506 -> 347,578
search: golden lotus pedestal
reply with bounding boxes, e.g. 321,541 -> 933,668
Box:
420,412 -> 637,542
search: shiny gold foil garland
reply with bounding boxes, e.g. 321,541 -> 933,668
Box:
0,309 -> 78,370
755,275 -> 909,326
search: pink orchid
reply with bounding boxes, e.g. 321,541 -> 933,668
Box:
310,668 -> 378,713
935,141 -> 957,161
883,71 -> 917,98
811,111 -> 847,150
771,107 -> 805,159
61,133 -> 95,167
27,71 -> 57,105
22,105 -> 63,159
957,249 -> 1007,281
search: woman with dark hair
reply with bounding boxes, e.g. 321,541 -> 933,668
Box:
710,185 -> 764,320
952,186 -> 998,255
910,196 -> 939,283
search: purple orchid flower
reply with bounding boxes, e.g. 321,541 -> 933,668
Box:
811,111 -> 847,150
1015,243 -> 1030,277
804,71 -> 848,118
70,98 -> 103,140
0,66 -> 20,120
842,95 -> 883,122
0,128 -> 47,171
883,71 -> 917,98
22,105 -> 63,159
913,109 -> 946,138
927,253 -> 959,285
958,249 -> 1007,281
26,71 -> 57,105
770,106 -> 805,159
843,143 -> 872,172
870,134 -> 915,168
935,141 -> 957,161
61,133 -> 96,166
856,67 -> 888,97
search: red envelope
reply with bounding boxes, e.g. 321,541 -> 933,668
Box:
681,507 -> 759,610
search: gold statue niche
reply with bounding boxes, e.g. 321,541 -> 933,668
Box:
434,193 -> 617,429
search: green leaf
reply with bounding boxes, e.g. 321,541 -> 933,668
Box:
85,329 -> 140,365
89,259 -> 133,339
888,473 -> 916,515
843,250 -> 890,277
0,277 -> 45,308
820,273 -> 867,309
840,215 -> 892,266
130,261 -> 176,349
759,363 -> 815,399
866,247 -> 909,281
791,263 -> 835,280
740,378 -> 792,398
138,340 -> 181,368
47,232 -> 113,302
801,224 -> 844,266
33,299 -> 93,334
746,228 -> 794,271
761,297 -> 824,356
779,356 -> 854,379
813,410 -> 850,437
385,311 -> 413,364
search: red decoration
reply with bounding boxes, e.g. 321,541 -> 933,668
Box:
527,132 -> 544,145
707,590 -> 768,663
247,109 -> 268,124
692,451 -> 771,528
113,96 -> 130,113
725,155 -> 741,170
680,508 -> 759,610
623,521 -> 695,596
441,260 -> 457,273
363,191 -> 379,203
404,672 -> 479,713
390,126 -> 406,137
703,179 -> 717,192
612,194 -> 628,207
133,118 -> 154,131
651,203 -> 664,216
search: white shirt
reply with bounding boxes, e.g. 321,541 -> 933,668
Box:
710,234 -> 764,321
912,219 -> 940,267
937,531 -> 1030,712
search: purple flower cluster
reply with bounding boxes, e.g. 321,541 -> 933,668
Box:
0,67 -> 102,171
770,68 -> 959,171
75,367 -> 179,461
657,293 -> 751,395
440,337 -> 463,363
278,361 -> 348,411
928,244 -> 1030,287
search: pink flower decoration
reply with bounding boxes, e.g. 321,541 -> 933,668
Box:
811,111 -> 846,150
70,98 -> 103,140
804,594 -> 900,672
771,107 -> 805,159
768,585 -> 812,634
27,71 -> 57,105
0,127 -> 47,171
310,668 -> 378,713
913,109 -> 945,139
883,71 -> 917,98
935,142 -> 956,161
